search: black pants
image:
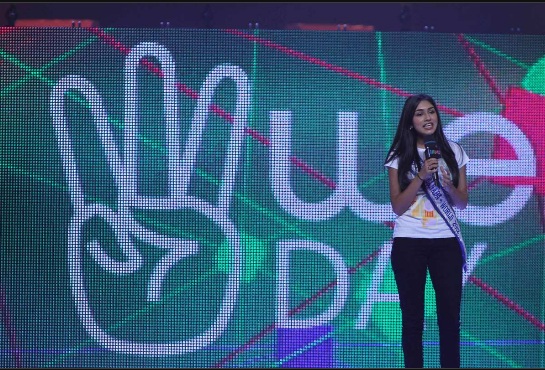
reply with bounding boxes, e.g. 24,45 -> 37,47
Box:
391,237 -> 463,368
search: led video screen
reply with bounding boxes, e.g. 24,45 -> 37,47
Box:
0,27 -> 544,368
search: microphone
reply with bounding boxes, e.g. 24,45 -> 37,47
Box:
423,135 -> 441,187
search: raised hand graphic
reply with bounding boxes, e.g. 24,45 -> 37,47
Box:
50,42 -> 249,355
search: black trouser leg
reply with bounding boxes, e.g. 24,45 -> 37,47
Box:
428,238 -> 463,368
391,238 -> 428,368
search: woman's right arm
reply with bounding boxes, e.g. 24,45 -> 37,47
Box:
388,166 -> 426,216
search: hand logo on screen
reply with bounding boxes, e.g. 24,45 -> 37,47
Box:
50,42 -> 249,355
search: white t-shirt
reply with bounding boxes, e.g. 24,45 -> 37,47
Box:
384,141 -> 469,239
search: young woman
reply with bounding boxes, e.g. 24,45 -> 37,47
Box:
384,94 -> 469,368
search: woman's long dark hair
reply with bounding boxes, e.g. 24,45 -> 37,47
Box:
384,94 -> 460,191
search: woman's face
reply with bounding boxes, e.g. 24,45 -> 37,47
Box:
412,100 -> 437,137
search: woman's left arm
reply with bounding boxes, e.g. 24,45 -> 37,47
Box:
440,164 -> 468,210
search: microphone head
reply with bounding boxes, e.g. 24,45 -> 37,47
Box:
423,134 -> 436,146
423,135 -> 441,159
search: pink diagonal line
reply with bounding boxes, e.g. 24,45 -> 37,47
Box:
469,275 -> 545,331
456,34 -> 506,106
223,29 -> 465,118
222,30 -> 408,95
464,183 -> 545,332
213,248 -> 380,368
87,27 -> 336,189
213,322 -> 277,368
